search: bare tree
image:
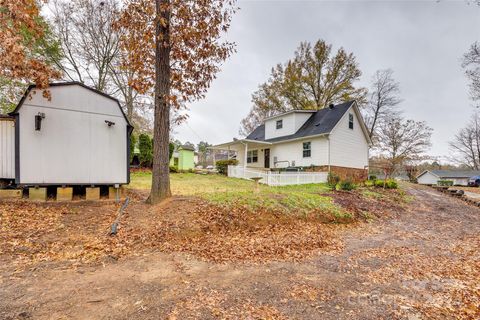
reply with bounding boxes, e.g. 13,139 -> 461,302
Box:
49,0 -> 120,92
365,69 -> 402,142
48,0 -> 154,126
449,112 -> 480,169
375,116 -> 433,176
462,42 -> 480,105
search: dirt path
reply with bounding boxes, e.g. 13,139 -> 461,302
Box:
0,184 -> 478,319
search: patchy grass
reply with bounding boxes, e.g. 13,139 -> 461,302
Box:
129,171 -> 262,195
130,171 -> 341,216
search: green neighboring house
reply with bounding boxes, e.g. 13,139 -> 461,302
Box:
170,145 -> 195,170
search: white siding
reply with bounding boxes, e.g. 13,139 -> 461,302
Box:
417,172 -> 439,185
264,112 -> 313,140
271,137 -> 328,168
236,145 -> 265,168
452,178 -> 468,186
329,107 -> 369,169
0,119 -> 15,179
18,85 -> 128,185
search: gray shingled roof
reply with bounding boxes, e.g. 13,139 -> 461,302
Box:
246,101 -> 355,143
429,170 -> 480,178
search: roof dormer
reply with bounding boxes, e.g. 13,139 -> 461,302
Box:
264,110 -> 315,140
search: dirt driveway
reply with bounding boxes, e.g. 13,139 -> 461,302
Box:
0,184 -> 478,319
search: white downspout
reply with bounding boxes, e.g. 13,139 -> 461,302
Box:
327,135 -> 331,174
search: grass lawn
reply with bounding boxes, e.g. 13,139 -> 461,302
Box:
128,171 -> 394,219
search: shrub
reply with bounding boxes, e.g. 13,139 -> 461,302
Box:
369,175 -> 377,181
169,165 -> 178,173
138,134 -> 153,167
169,142 -> 175,160
385,179 -> 398,189
437,180 -> 453,187
336,180 -> 356,191
130,134 -> 137,163
215,159 -> 239,175
364,180 -> 374,187
327,172 -> 340,189
374,179 -> 398,189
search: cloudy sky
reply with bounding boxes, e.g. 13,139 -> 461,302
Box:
175,0 -> 480,161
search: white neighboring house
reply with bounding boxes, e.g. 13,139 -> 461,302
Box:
212,101 -> 372,182
417,170 -> 480,186
0,82 -> 132,186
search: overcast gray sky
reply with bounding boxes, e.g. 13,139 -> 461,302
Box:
174,0 -> 480,161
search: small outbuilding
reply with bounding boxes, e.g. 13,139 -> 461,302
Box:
0,82 -> 132,188
170,145 -> 195,171
417,170 -> 480,186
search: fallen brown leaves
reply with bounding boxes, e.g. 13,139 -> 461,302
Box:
0,200 -> 122,267
329,188 -> 406,219
119,198 -> 345,263
347,240 -> 480,319
288,284 -> 333,302
0,188 -> 408,268
167,288 -> 288,320
0,195 -> 346,268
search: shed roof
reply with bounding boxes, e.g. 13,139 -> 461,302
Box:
10,81 -> 132,127
179,145 -> 195,151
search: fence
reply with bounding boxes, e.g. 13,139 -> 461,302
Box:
227,165 -> 328,186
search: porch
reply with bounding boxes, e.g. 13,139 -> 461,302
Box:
227,165 -> 328,186
210,139 -> 274,169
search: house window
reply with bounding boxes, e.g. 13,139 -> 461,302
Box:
303,142 -> 311,158
349,113 -> 354,129
276,119 -> 283,129
247,150 -> 258,163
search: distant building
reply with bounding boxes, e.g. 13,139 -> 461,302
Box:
417,170 -> 480,186
170,145 -> 195,171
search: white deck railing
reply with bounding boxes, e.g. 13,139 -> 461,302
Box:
227,165 -> 328,186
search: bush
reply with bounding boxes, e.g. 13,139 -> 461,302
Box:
437,180 -> 453,187
374,179 -> 398,189
374,179 -> 385,188
169,165 -> 178,173
138,134 -> 153,167
216,159 -> 239,175
336,180 -> 356,191
385,179 -> 398,189
130,134 -> 137,163
369,175 -> 377,181
169,142 -> 175,160
364,180 -> 374,187
327,172 -> 340,188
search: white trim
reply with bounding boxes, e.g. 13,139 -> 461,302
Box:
268,133 -> 329,145
416,170 -> 440,179
210,139 -> 272,150
264,109 -> 316,121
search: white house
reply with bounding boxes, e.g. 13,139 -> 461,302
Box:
0,82 -> 132,187
417,170 -> 480,186
212,101 -> 372,182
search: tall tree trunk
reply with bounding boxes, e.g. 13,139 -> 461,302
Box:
149,0 -> 171,204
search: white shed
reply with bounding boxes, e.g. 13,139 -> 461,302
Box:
0,82 -> 132,186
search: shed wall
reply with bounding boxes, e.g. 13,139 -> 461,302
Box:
0,119 -> 15,179
18,85 -> 128,185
